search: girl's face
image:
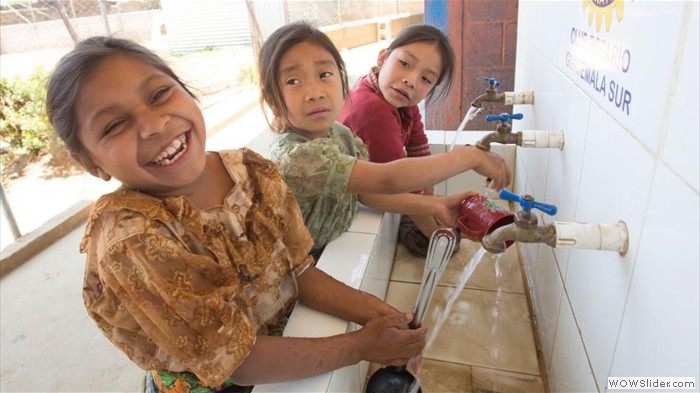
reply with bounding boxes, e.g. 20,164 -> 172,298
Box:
74,53 -> 207,198
277,40 -> 345,138
377,41 -> 443,108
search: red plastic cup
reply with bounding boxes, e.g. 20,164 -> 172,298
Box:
457,195 -> 515,247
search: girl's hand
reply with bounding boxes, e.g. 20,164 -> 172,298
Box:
358,313 -> 427,366
468,148 -> 512,190
433,191 -> 477,227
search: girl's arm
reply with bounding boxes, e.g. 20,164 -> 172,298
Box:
229,266 -> 426,385
346,145 -> 510,195
230,313 -> 425,385
296,266 -> 398,324
358,191 -> 475,228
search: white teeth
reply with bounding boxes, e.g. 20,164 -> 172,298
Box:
151,135 -> 187,166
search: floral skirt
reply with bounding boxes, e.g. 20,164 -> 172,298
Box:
142,317 -> 288,393
144,369 -> 252,393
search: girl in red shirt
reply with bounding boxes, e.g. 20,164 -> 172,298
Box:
338,24 -> 456,256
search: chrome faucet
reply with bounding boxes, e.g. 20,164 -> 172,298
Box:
483,190 -> 630,255
476,113 -> 524,151
481,189 -> 558,254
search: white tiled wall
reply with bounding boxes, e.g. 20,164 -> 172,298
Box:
514,1 -> 700,391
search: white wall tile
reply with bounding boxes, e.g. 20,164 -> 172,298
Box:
549,298 -> 599,393
513,150 -> 528,196
527,244 -> 564,368
545,76 -> 592,278
565,104 -> 654,389
661,2 -> 700,192
316,232 -> 375,289
517,53 -> 560,202
328,364 -> 360,393
609,163 -> 700,380
531,1 -> 575,64
445,144 -> 516,195
430,143 -> 447,196
545,76 -> 590,224
348,205 -> 383,234
516,2 -> 699,389
556,2 -> 686,153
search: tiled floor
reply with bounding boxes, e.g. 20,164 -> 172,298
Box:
371,239 -> 548,393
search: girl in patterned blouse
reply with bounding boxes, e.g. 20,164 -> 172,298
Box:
45,36 -> 426,392
261,22 -> 511,258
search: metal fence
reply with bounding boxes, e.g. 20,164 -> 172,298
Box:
283,0 -> 422,26
1,0 -> 422,54
0,0 -> 423,247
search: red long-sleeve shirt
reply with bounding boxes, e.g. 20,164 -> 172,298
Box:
339,75 -> 431,164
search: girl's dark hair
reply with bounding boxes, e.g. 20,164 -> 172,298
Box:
258,21 -> 349,132
45,36 -> 195,157
383,24 -> 456,102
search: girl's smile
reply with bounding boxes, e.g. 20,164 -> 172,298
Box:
149,132 -> 189,166
74,53 -> 208,199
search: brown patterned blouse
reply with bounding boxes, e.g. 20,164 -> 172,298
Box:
80,149 -> 315,387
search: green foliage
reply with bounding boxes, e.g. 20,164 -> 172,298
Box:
0,66 -> 79,178
0,66 -> 52,157
237,63 -> 259,86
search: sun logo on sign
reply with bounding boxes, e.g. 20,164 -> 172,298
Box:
583,0 -> 624,32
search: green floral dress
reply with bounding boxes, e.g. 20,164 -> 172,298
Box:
144,319 -> 288,393
269,122 -> 370,254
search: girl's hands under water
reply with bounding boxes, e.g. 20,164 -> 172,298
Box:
358,313 -> 426,366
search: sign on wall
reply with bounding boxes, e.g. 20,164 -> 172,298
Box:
560,0 -> 687,152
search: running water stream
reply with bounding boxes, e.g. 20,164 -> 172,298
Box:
449,105 -> 483,151
408,246 -> 490,393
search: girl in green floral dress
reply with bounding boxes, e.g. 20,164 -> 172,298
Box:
261,22 -> 512,259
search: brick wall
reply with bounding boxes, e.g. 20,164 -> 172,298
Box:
425,0 -> 519,131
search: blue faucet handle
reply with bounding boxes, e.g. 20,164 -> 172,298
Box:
484,77 -> 501,87
485,113 -> 524,122
498,189 -> 558,216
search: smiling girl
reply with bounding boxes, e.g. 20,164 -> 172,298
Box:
45,36 -> 428,393
261,22 -> 511,259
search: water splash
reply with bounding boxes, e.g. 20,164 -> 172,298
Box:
425,247 -> 488,351
494,253 -> 503,278
490,253 -> 504,362
449,105 -> 483,151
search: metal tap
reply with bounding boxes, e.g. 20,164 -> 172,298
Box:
483,190 -> 630,255
471,77 -> 504,108
476,113 -> 524,151
482,190 -> 558,254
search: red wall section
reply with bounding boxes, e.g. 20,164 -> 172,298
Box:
426,0 -> 519,131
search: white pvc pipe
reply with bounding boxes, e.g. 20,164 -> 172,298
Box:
553,220 -> 629,255
521,130 -> 565,150
504,91 -> 535,105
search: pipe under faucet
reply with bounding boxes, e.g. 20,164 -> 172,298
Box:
475,113 -> 565,151
482,190 -> 629,256
470,77 -> 535,108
